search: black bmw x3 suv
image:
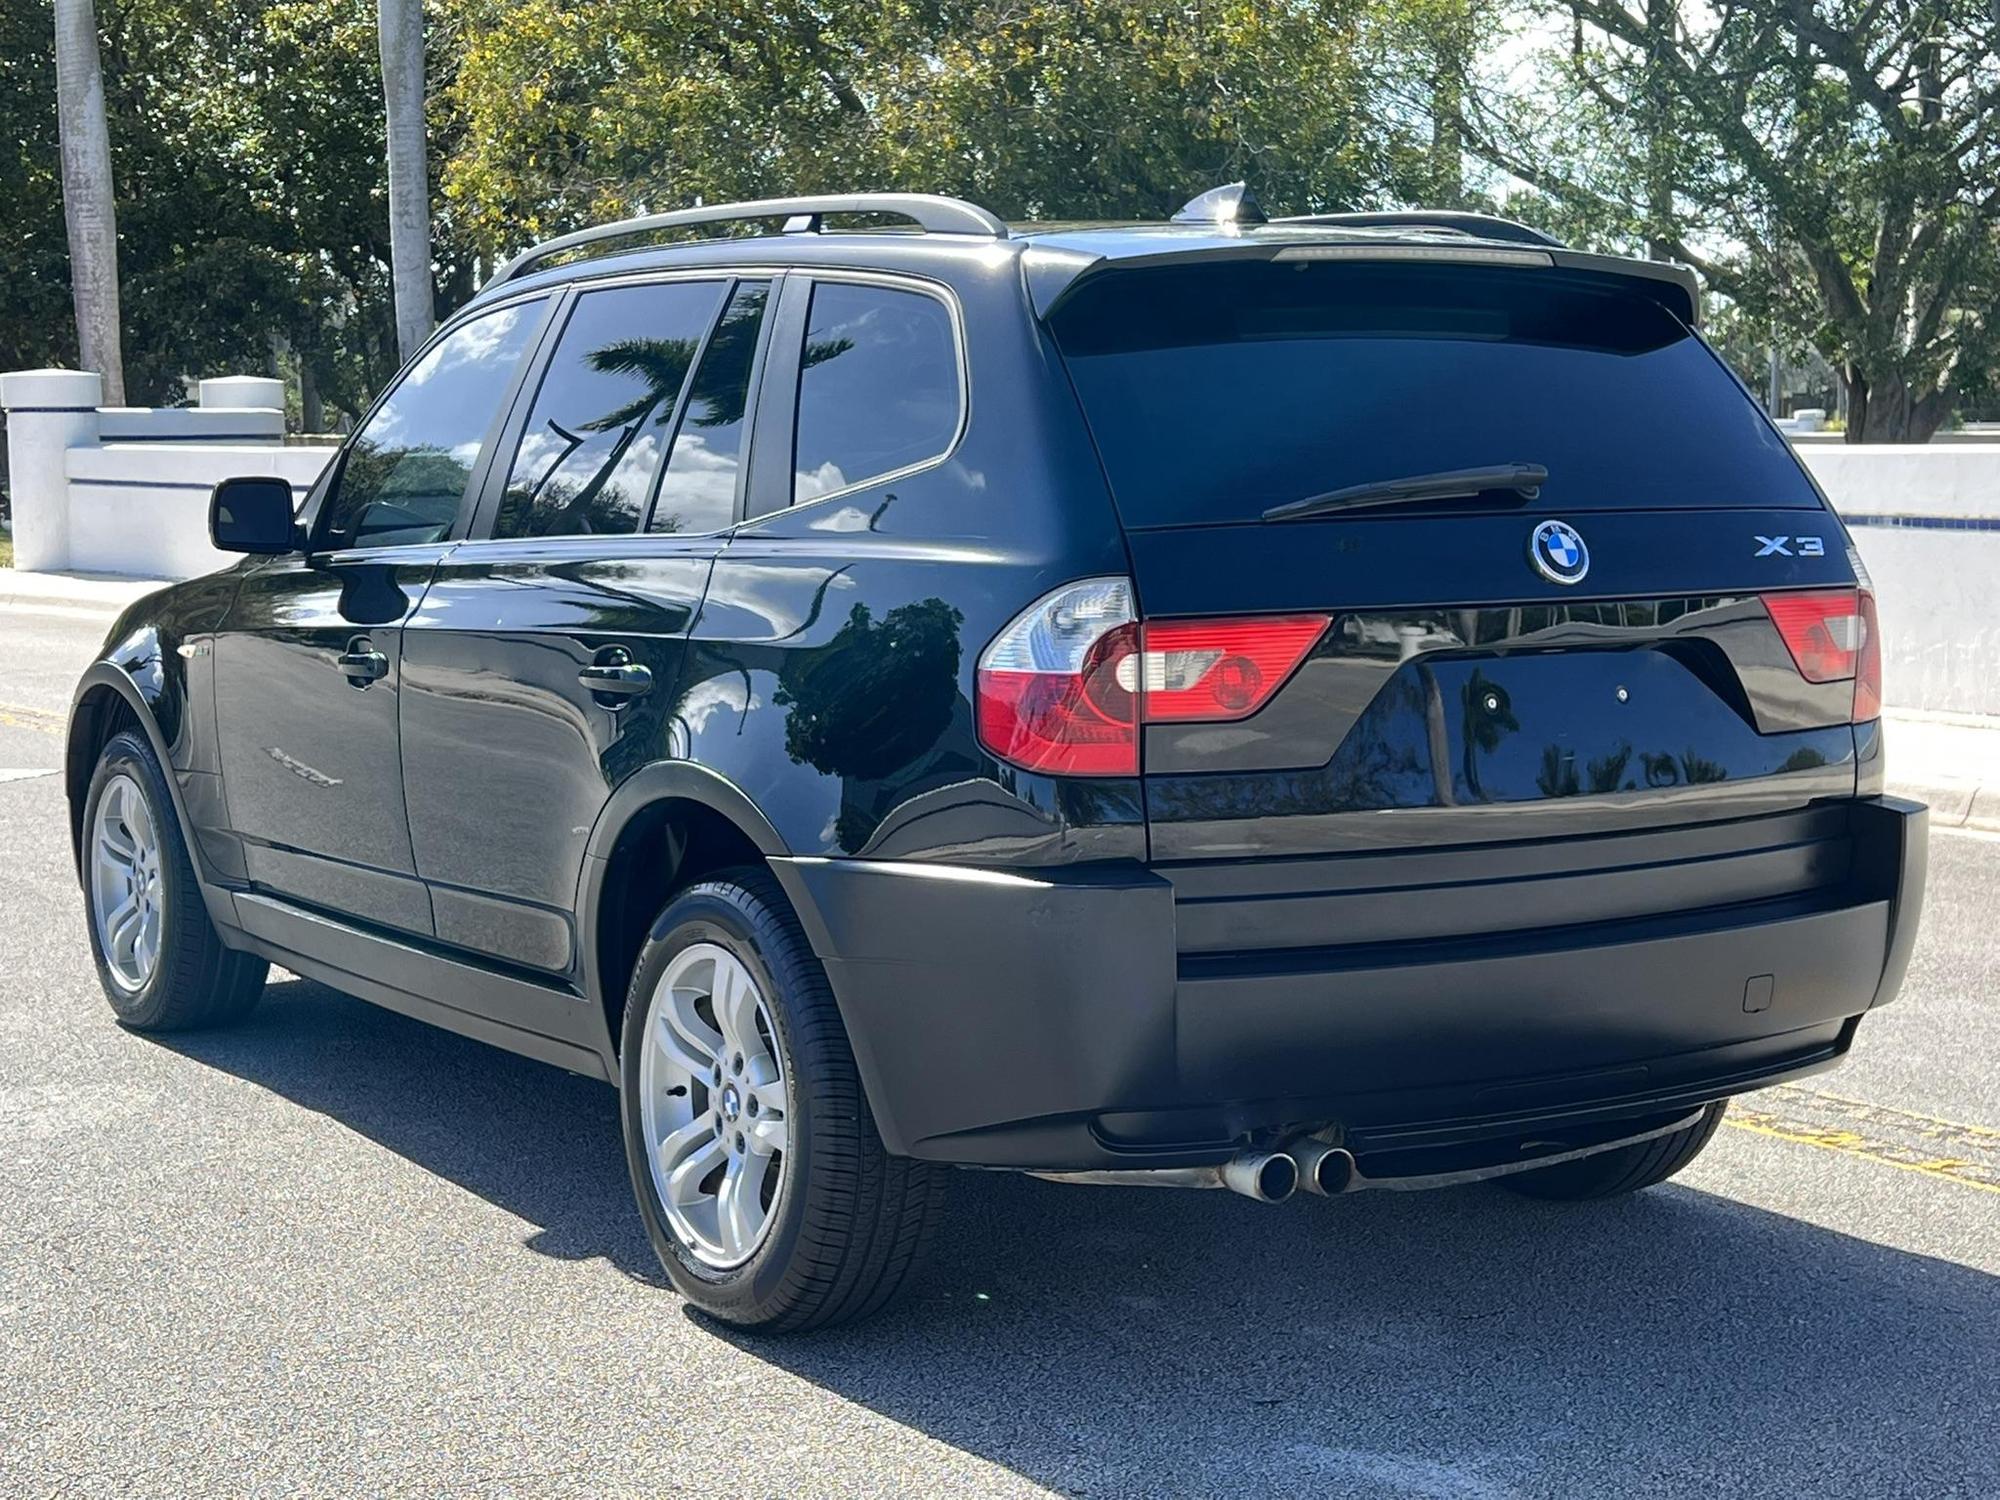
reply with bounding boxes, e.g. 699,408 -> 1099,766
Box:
69,187 -> 1926,1329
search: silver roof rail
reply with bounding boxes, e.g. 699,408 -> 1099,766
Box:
1273,210 -> 1563,248
487,193 -> 1009,288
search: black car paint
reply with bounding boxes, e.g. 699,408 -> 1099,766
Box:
67,219 -> 1927,1176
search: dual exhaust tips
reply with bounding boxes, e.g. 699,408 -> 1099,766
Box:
1220,1140 -> 1355,1202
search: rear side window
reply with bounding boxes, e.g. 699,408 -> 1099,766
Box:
792,282 -> 960,503
649,281 -> 770,534
495,279 -> 725,539
320,298 -> 544,550
1051,261 -> 1819,529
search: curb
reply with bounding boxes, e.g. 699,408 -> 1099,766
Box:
1890,778 -> 2000,834
0,569 -> 168,616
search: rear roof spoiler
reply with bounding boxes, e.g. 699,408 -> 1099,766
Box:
1024,239 -> 1702,327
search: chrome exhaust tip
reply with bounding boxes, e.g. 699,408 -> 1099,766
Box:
1220,1149 -> 1298,1203
1293,1140 -> 1357,1196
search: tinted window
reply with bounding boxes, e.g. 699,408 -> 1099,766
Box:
495,280 -> 725,539
320,299 -> 544,550
793,282 -> 959,503
650,281 -> 769,534
1051,261 -> 1820,529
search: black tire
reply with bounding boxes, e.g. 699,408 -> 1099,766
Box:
80,730 -> 268,1031
1500,1101 -> 1728,1200
619,866 -> 946,1332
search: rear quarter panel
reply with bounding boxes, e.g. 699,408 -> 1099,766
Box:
678,257 -> 1142,865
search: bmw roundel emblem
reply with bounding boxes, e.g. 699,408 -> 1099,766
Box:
1529,519 -> 1590,586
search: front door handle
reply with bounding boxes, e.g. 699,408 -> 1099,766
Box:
579,649 -> 653,705
338,641 -> 388,686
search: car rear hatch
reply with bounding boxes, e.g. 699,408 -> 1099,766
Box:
1039,250 -> 1881,999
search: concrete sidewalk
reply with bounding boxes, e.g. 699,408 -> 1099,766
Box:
1883,711 -> 2000,832
0,567 -> 169,615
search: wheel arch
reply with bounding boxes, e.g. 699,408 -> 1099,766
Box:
66,664 -> 181,882
578,762 -> 798,1062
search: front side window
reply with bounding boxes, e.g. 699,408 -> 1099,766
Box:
319,299 -> 545,550
495,279 -> 726,539
649,281 -> 770,534
792,282 -> 960,504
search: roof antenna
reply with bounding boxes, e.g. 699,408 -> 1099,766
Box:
1172,182 -> 1267,227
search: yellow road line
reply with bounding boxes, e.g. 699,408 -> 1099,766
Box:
0,702 -> 64,737
1776,1084 -> 2000,1143
1725,1087 -> 2000,1195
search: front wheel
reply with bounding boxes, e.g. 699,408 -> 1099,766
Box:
1499,1101 -> 1729,1200
81,729 -> 267,1030
619,868 -> 945,1331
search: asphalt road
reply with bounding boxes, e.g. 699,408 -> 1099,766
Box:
3,603 -> 1996,1499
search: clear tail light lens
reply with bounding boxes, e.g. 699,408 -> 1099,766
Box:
1763,586 -> 1881,722
977,579 -> 1329,775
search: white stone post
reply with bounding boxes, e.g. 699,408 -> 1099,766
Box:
1,368 -> 103,572
197,375 -> 285,414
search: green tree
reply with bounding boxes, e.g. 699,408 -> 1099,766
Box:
1465,1 -> 2000,442
442,0 -> 1432,258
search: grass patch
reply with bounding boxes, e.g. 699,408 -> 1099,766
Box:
0,532 -> 12,569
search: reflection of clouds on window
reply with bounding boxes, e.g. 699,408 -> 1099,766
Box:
791,284 -> 958,504
648,281 -> 770,535
408,303 -> 530,388
319,298 -> 544,550
494,280 -> 722,538
651,432 -> 740,533
793,460 -> 849,503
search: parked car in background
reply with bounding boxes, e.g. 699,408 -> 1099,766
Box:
67,187 -> 1926,1329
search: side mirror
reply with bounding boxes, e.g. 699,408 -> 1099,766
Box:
210,475 -> 299,555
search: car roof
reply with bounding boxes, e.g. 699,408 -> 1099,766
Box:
462,196 -> 1700,327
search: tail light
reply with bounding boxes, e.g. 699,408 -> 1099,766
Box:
976,578 -> 1328,775
1763,586 -> 1881,722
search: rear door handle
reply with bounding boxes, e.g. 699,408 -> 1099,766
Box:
579,657 -> 653,703
338,644 -> 388,685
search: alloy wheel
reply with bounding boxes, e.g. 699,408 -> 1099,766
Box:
91,772 -> 164,993
638,942 -> 792,1269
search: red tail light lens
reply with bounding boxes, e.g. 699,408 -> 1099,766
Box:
977,579 -> 1141,775
1763,587 -> 1881,722
977,580 -> 1328,775
1120,616 -> 1331,722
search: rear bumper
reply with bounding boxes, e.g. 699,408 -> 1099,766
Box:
772,796 -> 1927,1170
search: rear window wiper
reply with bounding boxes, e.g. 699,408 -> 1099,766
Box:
1262,463 -> 1549,523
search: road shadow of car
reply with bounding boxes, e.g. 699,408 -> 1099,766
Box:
164,977 -> 2000,1498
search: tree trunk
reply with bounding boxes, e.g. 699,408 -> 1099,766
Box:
1428,3 -> 1470,206
378,0 -> 435,365
300,360 -> 324,434
53,0 -> 124,405
1842,366 -> 1951,444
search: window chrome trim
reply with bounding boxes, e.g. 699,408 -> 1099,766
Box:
758,268 -> 970,522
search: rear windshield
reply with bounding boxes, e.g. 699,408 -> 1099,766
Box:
1050,260 -> 1819,529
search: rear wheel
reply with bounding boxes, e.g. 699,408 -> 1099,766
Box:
619,867 -> 945,1331
81,730 -> 267,1030
1500,1101 -> 1728,1200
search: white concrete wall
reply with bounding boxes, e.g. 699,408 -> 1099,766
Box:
1797,445 -> 2000,718
64,442 -> 334,579
3,368 -> 335,579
